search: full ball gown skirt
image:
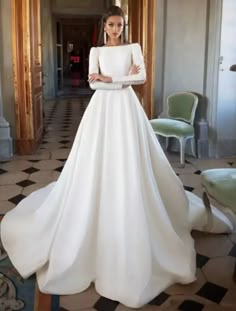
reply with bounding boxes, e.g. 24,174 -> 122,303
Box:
1,44 -> 233,308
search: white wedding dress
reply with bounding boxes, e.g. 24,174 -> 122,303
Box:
1,43 -> 234,308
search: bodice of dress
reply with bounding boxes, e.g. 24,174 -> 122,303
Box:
97,45 -> 133,77
89,43 -> 146,90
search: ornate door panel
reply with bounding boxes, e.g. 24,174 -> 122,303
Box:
12,0 -> 43,154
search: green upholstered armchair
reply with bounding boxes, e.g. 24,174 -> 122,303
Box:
150,92 -> 198,166
201,168 -> 236,282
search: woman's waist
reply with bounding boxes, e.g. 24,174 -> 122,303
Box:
95,85 -> 132,92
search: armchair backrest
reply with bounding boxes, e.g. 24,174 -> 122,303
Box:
167,92 -> 198,125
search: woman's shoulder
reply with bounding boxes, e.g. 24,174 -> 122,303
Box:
126,43 -> 142,52
89,43 -> 142,55
93,43 -> 140,49
130,43 -> 142,49
124,43 -> 141,49
89,46 -> 99,56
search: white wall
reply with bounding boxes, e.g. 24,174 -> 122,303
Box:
162,0 -> 208,114
154,0 -> 209,156
154,0 -> 236,157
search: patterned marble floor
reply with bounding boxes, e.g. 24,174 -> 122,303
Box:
0,98 -> 236,311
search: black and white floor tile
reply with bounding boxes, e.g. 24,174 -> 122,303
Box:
0,98 -> 235,311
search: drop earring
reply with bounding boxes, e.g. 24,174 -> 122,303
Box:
104,31 -> 107,45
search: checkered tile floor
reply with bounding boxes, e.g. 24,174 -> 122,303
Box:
0,98 -> 235,310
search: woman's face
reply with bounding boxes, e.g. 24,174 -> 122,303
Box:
104,15 -> 124,41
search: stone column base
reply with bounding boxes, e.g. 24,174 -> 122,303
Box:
0,116 -> 13,161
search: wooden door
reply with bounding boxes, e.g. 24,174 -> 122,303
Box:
128,0 -> 156,119
12,0 -> 43,154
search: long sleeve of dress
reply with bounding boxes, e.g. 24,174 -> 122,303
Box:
89,44 -> 146,90
112,43 -> 146,85
89,47 -> 123,90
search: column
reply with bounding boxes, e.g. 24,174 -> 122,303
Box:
0,67 -> 13,161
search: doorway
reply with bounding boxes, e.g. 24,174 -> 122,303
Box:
206,0 -> 236,157
216,0 -> 236,155
55,17 -> 99,96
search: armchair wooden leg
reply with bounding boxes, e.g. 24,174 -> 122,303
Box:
191,137 -> 197,158
179,138 -> 186,167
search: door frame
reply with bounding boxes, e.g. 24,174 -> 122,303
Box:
11,0 -> 43,154
204,0 -> 223,157
128,0 -> 157,119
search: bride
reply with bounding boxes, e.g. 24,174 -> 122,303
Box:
1,5 -> 234,309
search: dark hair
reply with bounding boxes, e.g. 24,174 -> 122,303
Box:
97,5 -> 128,46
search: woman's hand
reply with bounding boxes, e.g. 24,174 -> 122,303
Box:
88,73 -> 112,84
128,65 -> 141,75
88,73 -> 100,84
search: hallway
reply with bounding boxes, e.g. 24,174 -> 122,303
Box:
0,98 -> 235,310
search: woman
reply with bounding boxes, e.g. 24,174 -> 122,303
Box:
1,5 -> 233,309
